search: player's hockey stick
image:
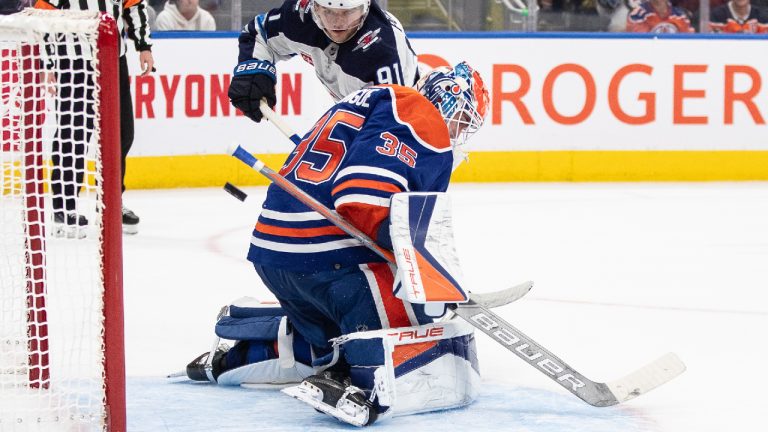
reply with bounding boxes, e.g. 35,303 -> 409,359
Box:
260,100 -> 302,146
229,145 -> 686,407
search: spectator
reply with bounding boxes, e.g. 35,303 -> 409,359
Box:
146,1 -> 156,29
596,0 -> 634,31
710,0 -> 768,32
0,0 -> 32,14
627,0 -> 695,32
155,0 -> 215,30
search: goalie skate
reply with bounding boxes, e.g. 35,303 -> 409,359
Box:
185,344 -> 229,383
282,372 -> 377,427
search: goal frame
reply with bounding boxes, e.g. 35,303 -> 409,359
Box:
5,11 -> 126,431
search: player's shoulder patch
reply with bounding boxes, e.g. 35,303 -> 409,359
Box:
352,28 -> 383,53
294,0 -> 311,16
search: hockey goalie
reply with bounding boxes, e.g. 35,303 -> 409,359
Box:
182,62 -> 490,427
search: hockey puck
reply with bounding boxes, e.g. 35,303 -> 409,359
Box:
223,182 -> 248,202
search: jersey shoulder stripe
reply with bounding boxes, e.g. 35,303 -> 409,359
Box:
336,166 -> 409,191
382,85 -> 451,153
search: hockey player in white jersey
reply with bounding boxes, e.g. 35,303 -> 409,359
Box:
228,0 -> 420,122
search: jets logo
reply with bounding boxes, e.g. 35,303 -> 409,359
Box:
352,28 -> 381,52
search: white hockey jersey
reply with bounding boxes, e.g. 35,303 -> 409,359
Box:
237,0 -> 419,101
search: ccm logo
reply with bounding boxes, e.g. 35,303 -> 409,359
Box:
389,326 -> 444,342
470,312 -> 586,392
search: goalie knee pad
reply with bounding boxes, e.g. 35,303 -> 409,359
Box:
212,297 -> 315,386
340,320 -> 480,419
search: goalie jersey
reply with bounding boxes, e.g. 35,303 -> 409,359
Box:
238,0 -> 419,100
247,85 -> 453,271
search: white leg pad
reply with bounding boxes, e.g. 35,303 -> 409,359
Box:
341,320 -> 481,419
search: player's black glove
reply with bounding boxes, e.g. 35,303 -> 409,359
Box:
228,59 -> 277,123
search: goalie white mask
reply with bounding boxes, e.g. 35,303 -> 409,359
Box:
417,62 -> 489,150
311,0 -> 371,43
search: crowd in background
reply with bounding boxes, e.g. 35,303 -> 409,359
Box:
1,0 -> 767,34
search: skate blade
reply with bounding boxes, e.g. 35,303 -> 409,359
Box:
53,225 -> 87,239
282,383 -> 370,427
122,224 -> 138,235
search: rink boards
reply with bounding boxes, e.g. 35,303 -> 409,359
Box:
122,33 -> 768,188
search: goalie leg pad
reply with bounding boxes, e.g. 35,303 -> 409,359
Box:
343,320 -> 480,418
198,297 -> 315,386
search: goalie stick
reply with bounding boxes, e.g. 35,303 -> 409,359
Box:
221,182 -> 534,308
166,281 -> 533,381
229,145 -> 686,407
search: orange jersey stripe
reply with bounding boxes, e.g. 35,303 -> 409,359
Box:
387,85 -> 451,151
34,0 -> 56,9
392,341 -> 438,368
332,179 -> 402,196
255,222 -> 345,238
368,262 -> 411,328
124,0 -> 142,9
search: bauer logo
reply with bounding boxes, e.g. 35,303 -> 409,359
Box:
235,61 -> 276,76
469,312 -> 587,392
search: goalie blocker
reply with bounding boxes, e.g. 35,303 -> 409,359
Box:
183,297 -> 480,426
387,192 -> 468,316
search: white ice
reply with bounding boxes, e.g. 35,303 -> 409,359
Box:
122,182 -> 768,431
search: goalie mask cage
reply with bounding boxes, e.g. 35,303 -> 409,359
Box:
0,9 -> 124,432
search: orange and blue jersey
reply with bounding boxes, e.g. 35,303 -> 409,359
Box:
710,3 -> 768,33
627,1 -> 695,33
247,85 -> 453,271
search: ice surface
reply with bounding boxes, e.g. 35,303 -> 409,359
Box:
122,182 -> 768,431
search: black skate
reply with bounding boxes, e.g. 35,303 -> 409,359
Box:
282,371 -> 378,427
122,205 -> 139,235
185,344 -> 229,383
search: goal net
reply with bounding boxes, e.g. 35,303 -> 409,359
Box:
0,9 -> 124,431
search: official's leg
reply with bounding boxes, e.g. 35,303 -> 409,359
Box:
51,58 -> 91,229
118,55 -> 139,233
118,55 -> 133,194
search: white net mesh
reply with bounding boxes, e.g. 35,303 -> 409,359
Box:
1,9 -> 110,431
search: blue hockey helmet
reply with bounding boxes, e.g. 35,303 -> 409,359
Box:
417,61 -> 489,149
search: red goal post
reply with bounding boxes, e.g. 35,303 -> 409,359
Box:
0,8 -> 124,431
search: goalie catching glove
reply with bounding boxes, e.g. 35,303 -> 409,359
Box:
228,59 -> 277,123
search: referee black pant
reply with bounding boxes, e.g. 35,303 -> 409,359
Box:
51,54 -> 134,213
